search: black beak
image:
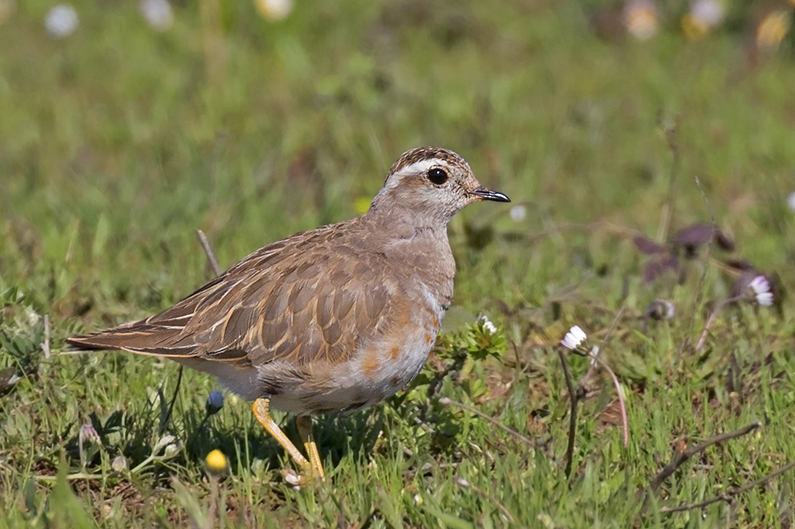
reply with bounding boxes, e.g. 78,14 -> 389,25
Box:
471,186 -> 511,203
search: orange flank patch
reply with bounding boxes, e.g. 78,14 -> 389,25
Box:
391,298 -> 412,329
424,333 -> 434,345
362,351 -> 380,379
431,315 -> 440,328
388,345 -> 401,360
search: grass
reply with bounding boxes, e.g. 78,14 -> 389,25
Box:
1,0 -> 795,526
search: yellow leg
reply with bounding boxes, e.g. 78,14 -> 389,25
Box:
252,398 -> 309,470
296,415 -> 325,480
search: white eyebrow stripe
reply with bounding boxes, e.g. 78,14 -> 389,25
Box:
381,159 -> 448,193
394,159 -> 440,177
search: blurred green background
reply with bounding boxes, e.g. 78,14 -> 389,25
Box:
1,0 -> 795,527
2,0 -> 793,319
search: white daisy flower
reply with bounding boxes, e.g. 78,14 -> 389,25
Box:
690,0 -> 724,29
748,275 -> 774,307
255,0 -> 293,21
659,299 -> 676,319
623,0 -> 659,41
509,205 -> 527,222
478,314 -> 497,334
44,4 -> 78,39
139,0 -> 173,32
561,325 -> 587,350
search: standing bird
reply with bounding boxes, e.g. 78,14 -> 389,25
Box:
67,147 -> 510,480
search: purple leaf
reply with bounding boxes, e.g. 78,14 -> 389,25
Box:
671,223 -> 715,257
633,235 -> 666,255
670,223 -> 734,256
671,223 -> 714,247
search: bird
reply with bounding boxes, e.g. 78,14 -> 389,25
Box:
67,147 -> 510,480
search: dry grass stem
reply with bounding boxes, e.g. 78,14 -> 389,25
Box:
660,459 -> 795,514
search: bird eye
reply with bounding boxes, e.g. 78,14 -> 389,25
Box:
427,168 -> 448,185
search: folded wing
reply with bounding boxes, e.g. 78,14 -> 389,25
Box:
67,224 -> 397,370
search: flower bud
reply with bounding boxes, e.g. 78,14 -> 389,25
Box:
205,449 -> 228,474
205,390 -> 224,416
153,434 -> 176,454
79,424 -> 100,445
163,442 -> 181,459
111,455 -> 128,472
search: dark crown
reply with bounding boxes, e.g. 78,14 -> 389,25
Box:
387,147 -> 467,179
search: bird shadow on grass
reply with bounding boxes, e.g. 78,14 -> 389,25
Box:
191,406 -> 389,473
165,402 -> 383,477
60,377 -> 462,484
174,396 -> 460,480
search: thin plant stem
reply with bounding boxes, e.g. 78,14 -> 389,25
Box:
196,229 -> 223,277
660,459 -> 795,514
590,354 -> 629,448
454,477 -> 516,524
557,349 -> 578,479
695,295 -> 744,351
438,397 -> 537,449
648,422 -> 760,495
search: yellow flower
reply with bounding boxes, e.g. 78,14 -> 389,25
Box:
682,13 -> 709,40
354,197 -> 371,216
757,11 -> 791,49
205,449 -> 228,474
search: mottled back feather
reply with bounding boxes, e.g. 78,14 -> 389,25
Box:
67,218 -> 400,369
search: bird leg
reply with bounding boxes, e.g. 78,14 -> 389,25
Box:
252,398 -> 310,471
296,415 -> 325,480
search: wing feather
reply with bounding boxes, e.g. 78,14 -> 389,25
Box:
67,220 -> 400,371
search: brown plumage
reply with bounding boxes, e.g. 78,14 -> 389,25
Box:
67,147 -> 510,480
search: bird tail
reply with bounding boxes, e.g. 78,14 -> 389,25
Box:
65,321 -> 194,358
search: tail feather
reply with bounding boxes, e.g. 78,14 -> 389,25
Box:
66,323 -> 197,358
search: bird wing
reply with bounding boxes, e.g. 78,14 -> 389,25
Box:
67,222 -> 400,369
